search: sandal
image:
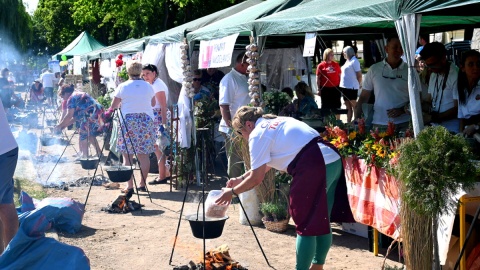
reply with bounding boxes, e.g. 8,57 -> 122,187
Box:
148,176 -> 170,185
137,186 -> 147,192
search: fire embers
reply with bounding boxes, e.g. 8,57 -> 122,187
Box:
174,244 -> 248,270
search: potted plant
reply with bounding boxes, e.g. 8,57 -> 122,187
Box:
260,189 -> 290,233
394,126 -> 478,270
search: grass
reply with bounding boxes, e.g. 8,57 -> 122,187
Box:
13,177 -> 48,207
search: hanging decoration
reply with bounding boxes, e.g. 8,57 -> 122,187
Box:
115,54 -> 124,68
181,39 -> 195,98
246,37 -> 261,107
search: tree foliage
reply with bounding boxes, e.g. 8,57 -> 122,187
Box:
32,0 -> 239,53
0,0 -> 33,51
32,0 -> 81,54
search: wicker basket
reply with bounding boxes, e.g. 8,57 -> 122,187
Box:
262,217 -> 290,233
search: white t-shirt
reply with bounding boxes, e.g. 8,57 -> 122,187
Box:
152,78 -> 169,110
428,63 -> 459,133
363,59 -> 411,125
218,68 -> 249,133
249,117 -> 339,172
114,80 -> 155,119
40,72 -> 55,88
340,56 -> 361,89
0,101 -> 18,155
454,82 -> 480,120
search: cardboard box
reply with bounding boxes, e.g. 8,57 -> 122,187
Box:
341,222 -> 369,238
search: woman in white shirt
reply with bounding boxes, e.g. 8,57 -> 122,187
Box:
110,60 -> 156,193
456,50 -> 480,136
339,46 -> 362,123
216,106 -> 354,270
141,64 -> 171,185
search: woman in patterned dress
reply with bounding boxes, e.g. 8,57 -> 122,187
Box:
110,60 -> 156,193
55,84 -> 104,158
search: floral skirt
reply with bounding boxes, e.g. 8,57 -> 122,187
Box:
153,108 -> 171,151
116,113 -> 156,155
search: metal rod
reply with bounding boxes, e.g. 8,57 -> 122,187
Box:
169,171 -> 191,265
236,195 -> 272,268
116,109 -> 148,205
84,119 -> 113,208
454,203 -> 480,270
44,127 -> 78,184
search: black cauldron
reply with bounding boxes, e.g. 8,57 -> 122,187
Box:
40,135 -> 57,146
186,214 -> 228,239
105,166 -> 133,182
80,157 -> 100,170
46,119 -> 57,126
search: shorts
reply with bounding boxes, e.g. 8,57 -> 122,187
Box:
340,87 -> 358,101
0,147 -> 19,204
44,87 -> 54,98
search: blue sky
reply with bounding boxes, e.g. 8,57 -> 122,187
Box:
23,0 -> 39,14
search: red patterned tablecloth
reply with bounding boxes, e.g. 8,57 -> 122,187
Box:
343,156 -> 401,238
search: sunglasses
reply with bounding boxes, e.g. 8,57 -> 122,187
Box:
193,78 -> 202,81
236,130 -> 242,136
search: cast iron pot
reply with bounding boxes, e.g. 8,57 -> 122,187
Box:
185,214 -> 229,239
105,166 -> 133,182
80,157 -> 100,170
46,119 -> 57,126
40,135 -> 56,146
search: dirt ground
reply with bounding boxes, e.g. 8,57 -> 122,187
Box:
14,127 -> 404,270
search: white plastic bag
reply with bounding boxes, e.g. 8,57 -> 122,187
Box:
205,190 -> 229,218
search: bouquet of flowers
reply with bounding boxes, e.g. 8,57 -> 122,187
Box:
322,119 -> 413,170
263,91 -> 291,115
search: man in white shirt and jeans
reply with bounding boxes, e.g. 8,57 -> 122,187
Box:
40,68 -> 55,106
355,37 -> 411,132
0,101 -> 19,254
219,52 -> 249,178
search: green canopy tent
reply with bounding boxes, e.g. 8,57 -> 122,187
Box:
147,0 -> 263,45
52,31 -> 105,60
253,0 -> 480,36
253,0 -> 480,136
187,0 -> 307,42
80,38 -> 137,61
100,38 -> 147,59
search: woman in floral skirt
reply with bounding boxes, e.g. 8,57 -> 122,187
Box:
110,60 -> 156,193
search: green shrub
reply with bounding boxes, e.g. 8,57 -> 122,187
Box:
260,201 -> 288,221
396,126 -> 477,216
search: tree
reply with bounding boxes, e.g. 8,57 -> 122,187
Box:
0,0 -> 33,51
33,0 -> 239,53
32,0 -> 81,54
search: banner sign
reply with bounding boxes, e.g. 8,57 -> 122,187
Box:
199,33 -> 239,69
303,32 -> 316,57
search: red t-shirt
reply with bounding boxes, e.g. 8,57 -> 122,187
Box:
316,61 -> 341,88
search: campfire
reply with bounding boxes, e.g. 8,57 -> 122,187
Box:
173,245 -> 248,270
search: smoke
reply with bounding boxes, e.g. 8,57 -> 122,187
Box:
0,32 -> 23,70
